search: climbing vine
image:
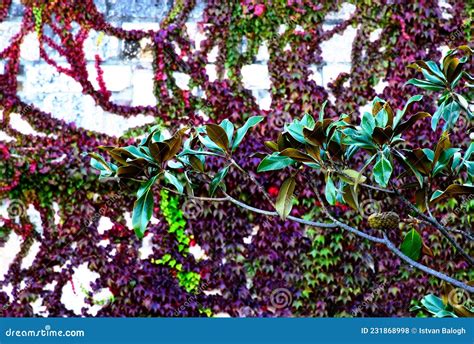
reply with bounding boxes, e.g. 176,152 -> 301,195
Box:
0,0 -> 472,317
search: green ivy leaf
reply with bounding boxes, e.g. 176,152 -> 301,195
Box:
275,177 -> 296,220
232,116 -> 264,151
400,229 -> 422,261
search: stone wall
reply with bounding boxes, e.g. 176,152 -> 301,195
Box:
0,0 -> 359,137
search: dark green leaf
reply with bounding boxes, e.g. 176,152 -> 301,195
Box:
373,154 -> 392,187
279,148 -> 315,163
325,176 -> 337,205
394,112 -> 431,135
400,229 -> 422,261
406,78 -> 445,91
232,116 -> 264,151
220,119 -> 234,144
132,175 -> 158,238
210,166 -> 229,196
430,184 -> 474,204
257,153 -> 295,172
164,171 -> 183,194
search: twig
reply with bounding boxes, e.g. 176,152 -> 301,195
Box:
230,158 -> 276,207
394,188 -> 474,266
162,185 -> 474,292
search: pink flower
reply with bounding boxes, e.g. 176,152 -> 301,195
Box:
254,4 -> 265,17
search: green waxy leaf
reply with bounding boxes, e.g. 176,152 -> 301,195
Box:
257,153 -> 295,172
361,112 -> 376,135
325,176 -> 337,205
164,171 -> 184,194
232,116 -> 264,151
132,175 -> 159,238
210,166 -> 229,196
400,229 -> 422,261
373,154 -> 393,187
220,119 -> 234,144
275,177 -> 296,220
406,78 -> 446,91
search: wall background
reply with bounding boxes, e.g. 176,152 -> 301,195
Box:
0,0 -> 359,137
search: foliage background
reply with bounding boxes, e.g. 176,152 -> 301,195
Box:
0,0 -> 472,317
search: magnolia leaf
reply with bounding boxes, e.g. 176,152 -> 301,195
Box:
206,124 -> 229,152
162,135 -> 183,162
361,112 -> 376,135
164,171 -> 184,194
117,165 -> 142,179
325,176 -> 337,205
275,177 -> 296,220
394,112 -> 431,135
188,155 -> 205,172
209,166 -> 229,196
264,141 -> 279,152
280,148 -> 315,163
220,119 -> 235,144
89,153 -> 116,178
420,295 -> 454,317
373,154 -> 393,187
433,131 -> 450,167
319,100 -> 328,122
430,184 -> 474,204
400,229 -> 422,261
406,78 -> 446,91
372,126 -> 393,145
257,153 -> 295,172
342,184 -> 358,210
339,169 -> 367,185
132,175 -> 159,238
232,116 -> 264,151
394,94 -> 423,127
432,100 -> 446,131
393,151 -> 424,187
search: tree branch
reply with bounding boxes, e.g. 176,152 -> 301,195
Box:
394,188 -> 474,266
162,185 -> 474,293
